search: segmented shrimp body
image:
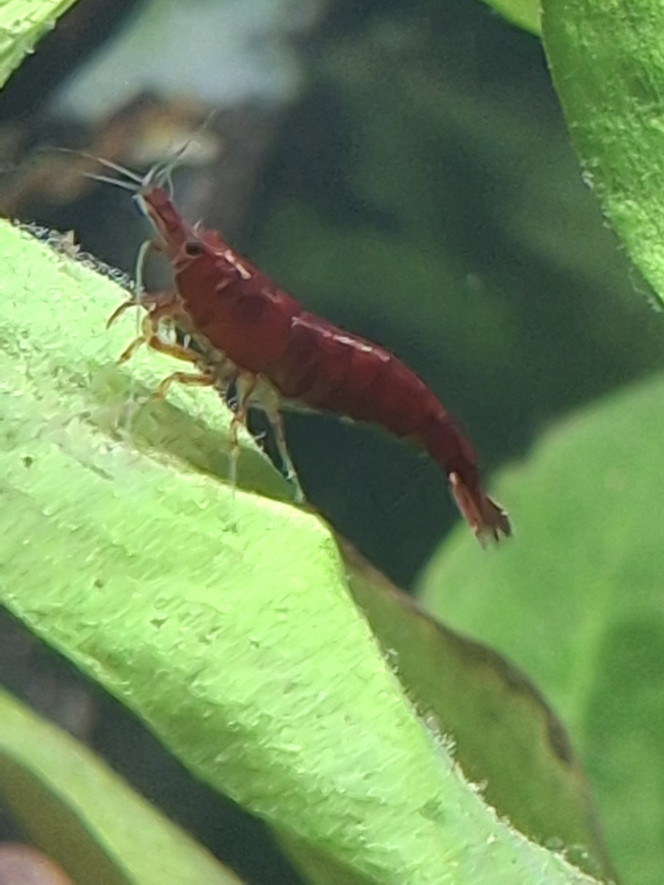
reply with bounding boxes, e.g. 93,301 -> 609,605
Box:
133,186 -> 510,541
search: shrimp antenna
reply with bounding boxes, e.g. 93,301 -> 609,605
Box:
143,140 -> 192,196
82,172 -> 138,192
48,147 -> 144,185
133,237 -> 152,301
143,110 -> 219,194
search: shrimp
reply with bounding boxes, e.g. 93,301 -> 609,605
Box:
99,157 -> 510,542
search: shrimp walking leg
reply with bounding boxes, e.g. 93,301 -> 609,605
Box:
260,399 -> 305,503
115,310 -> 198,366
107,290 -> 176,330
228,374 -> 256,493
153,371 -> 214,400
136,327 -> 204,367
133,238 -> 154,302
266,410 -> 305,503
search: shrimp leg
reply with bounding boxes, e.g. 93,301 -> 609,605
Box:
256,387 -> 305,503
106,284 -> 176,330
114,301 -> 197,366
134,325 -> 204,367
113,305 -> 217,402
228,374 -> 257,494
265,409 -> 305,503
153,370 -> 215,400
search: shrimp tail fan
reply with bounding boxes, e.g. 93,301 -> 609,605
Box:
449,471 -> 511,544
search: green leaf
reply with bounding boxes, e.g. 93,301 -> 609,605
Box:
0,687 -> 240,883
542,0 -> 664,305
418,372 -> 664,885
478,0 -> 541,35
0,0 -> 80,88
0,220 -> 599,883
343,544 -> 614,881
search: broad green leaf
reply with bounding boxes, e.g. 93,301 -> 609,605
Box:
419,372 -> 664,885
0,687 -> 239,884
479,0 -> 540,35
542,0 -> 664,305
0,221 -> 599,883
0,0 -> 80,88
343,544 -> 614,881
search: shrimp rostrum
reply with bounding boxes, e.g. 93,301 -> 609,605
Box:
99,156 -> 510,543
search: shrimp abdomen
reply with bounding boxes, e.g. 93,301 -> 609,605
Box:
271,314 -> 510,540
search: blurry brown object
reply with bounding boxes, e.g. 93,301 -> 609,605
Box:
0,94 -> 218,216
0,93 -> 284,251
0,845 -> 72,885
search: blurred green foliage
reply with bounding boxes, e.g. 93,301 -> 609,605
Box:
252,1 -> 664,584
419,372 -> 664,884
251,8 -> 664,878
0,688 -> 238,883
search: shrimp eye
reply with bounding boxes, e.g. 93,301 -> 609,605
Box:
184,240 -> 203,256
